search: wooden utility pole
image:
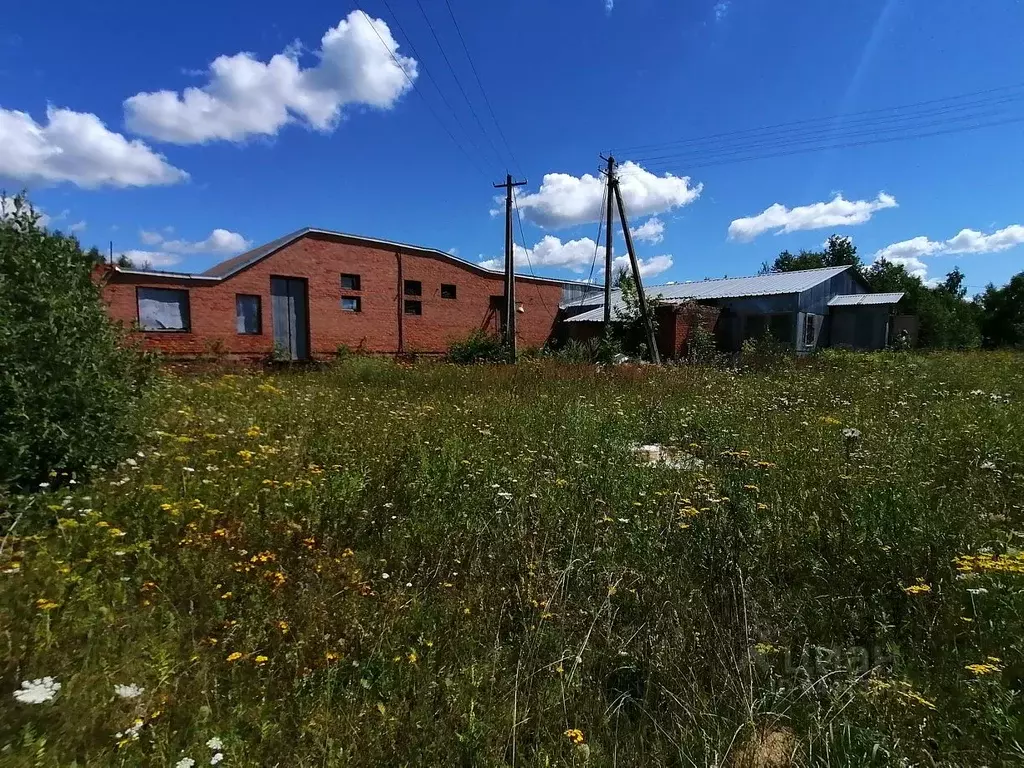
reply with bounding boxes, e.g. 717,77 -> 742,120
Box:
603,155 -> 615,327
611,174 -> 661,364
493,173 -> 527,359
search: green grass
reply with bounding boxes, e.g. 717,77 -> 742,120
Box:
2,351 -> 1024,766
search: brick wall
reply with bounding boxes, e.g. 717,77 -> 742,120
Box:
100,232 -> 566,359
657,302 -> 721,359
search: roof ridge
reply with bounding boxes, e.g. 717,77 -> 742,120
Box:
649,264 -> 850,289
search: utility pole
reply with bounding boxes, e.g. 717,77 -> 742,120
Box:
603,155 -> 615,328
493,173 -> 527,359
611,174 -> 661,364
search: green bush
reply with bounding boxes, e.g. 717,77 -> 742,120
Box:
0,195 -> 154,490
446,329 -> 507,364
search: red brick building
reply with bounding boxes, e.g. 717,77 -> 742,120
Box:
97,228 -> 597,360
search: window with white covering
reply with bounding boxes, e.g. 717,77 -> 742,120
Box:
236,294 -> 261,334
137,288 -> 190,331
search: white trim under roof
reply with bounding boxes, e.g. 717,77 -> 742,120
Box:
828,292 -> 904,307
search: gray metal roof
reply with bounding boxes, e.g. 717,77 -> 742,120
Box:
116,227 -> 594,289
563,265 -> 854,321
828,292 -> 904,307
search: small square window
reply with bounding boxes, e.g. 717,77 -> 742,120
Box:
341,296 -> 362,312
341,274 -> 361,291
235,294 -> 261,334
404,280 -> 422,296
441,283 -> 457,299
404,299 -> 422,315
137,287 -> 190,331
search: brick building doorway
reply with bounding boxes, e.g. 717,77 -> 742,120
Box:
270,277 -> 309,360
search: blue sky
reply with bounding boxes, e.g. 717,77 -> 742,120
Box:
2,0 -> 1022,292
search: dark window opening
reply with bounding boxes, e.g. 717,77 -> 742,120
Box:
137,287 -> 190,331
235,294 -> 261,334
441,283 -> 457,300
404,299 -> 422,315
341,274 -> 361,291
341,296 -> 362,312
404,280 -> 422,296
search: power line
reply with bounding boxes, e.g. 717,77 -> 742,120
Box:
441,0 -> 524,176
613,82 -> 1024,154
630,102 -> 1024,166
373,1 -> 496,176
512,187 -> 554,316
619,115 -> 1024,173
412,0 -> 507,170
585,182 -> 608,287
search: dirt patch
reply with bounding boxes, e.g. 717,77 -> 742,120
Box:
731,726 -> 799,768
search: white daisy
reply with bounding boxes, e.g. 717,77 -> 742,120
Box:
13,677 -> 60,704
206,737 -> 224,751
174,759 -> 196,768
210,753 -> 224,765
114,683 -> 145,699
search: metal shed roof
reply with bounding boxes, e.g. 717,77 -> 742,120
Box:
828,292 -> 904,307
563,265 -> 855,320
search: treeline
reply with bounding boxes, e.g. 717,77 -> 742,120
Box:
762,235 -> 1024,349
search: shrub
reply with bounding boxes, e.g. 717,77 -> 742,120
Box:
447,329 -> 507,364
0,195 -> 154,490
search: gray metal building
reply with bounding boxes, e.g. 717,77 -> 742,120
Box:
562,265 -> 907,353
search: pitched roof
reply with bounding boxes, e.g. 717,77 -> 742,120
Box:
113,227 -> 598,289
828,292 -> 905,306
563,265 -> 854,321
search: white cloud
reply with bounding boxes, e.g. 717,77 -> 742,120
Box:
479,234 -> 673,280
728,192 -> 898,241
873,235 -> 945,263
613,253 -> 673,279
0,106 -> 188,188
139,228 -> 250,255
124,11 -> 417,144
511,162 -> 702,229
714,1 -> 730,20
873,224 -> 1024,270
69,220 -> 86,233
605,0 -> 615,12
631,216 -> 665,244
120,250 -> 182,269
944,225 -> 1024,254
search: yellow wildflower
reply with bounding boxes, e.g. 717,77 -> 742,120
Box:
903,581 -> 932,596
226,652 -> 243,662
564,728 -> 585,745
246,425 -> 262,438
254,655 -> 269,665
276,620 -> 290,633
965,660 -> 1003,676
407,651 -> 418,664
35,598 -> 59,611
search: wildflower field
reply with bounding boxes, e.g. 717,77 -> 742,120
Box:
3,351 -> 1024,766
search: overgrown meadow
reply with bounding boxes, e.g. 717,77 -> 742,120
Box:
2,352 -> 1023,767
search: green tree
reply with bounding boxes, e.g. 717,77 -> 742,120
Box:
761,234 -> 863,274
614,271 -> 659,359
863,260 -> 980,349
0,194 -> 154,490
978,272 -> 1024,348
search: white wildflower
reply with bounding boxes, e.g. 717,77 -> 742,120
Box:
980,461 -> 997,471
116,718 -> 144,741
174,759 -> 196,768
114,683 -> 144,699
13,677 -> 60,704
210,753 -> 224,765
381,572 -> 390,580
38,482 -> 50,489
206,737 -> 224,751
841,428 -> 861,440
967,587 -> 989,596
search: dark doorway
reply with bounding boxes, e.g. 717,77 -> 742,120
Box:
270,277 -> 309,360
